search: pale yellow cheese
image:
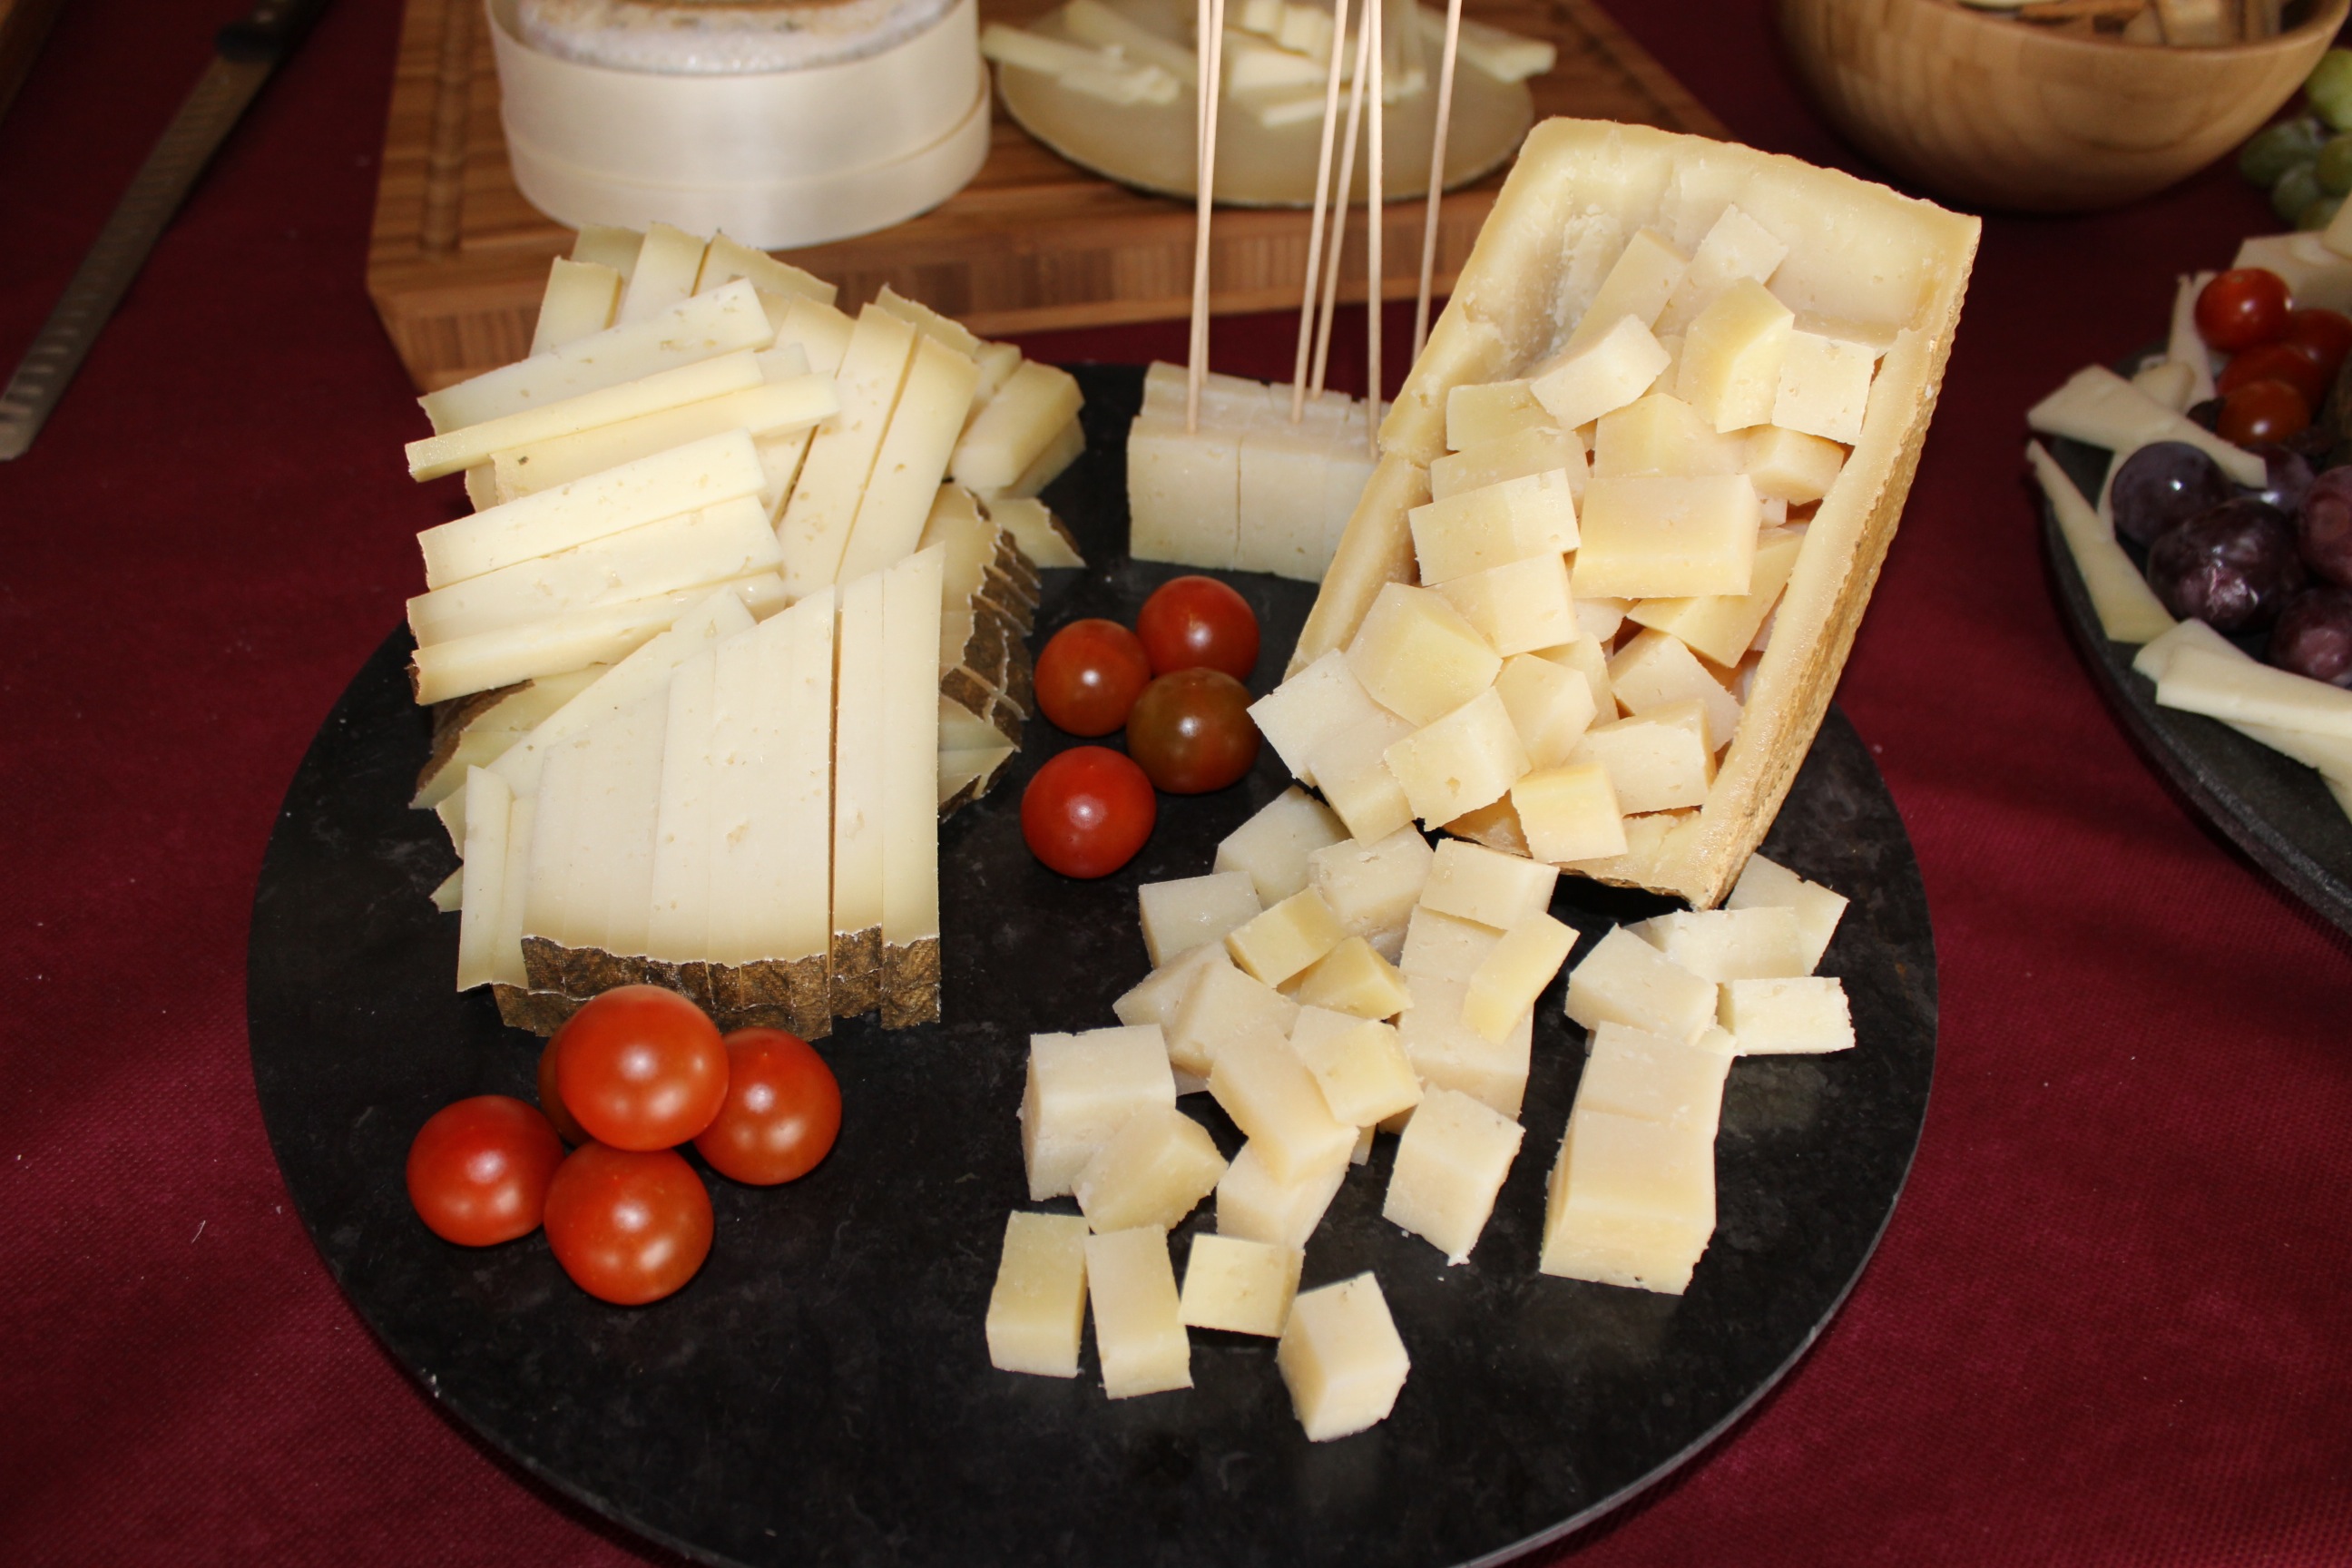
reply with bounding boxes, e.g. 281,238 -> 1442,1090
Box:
1571,702 -> 1715,814
1720,975 -> 1855,1054
1139,871 -> 1263,966
698,232 -> 836,308
1590,391 -> 1746,479
1677,278 -> 1794,432
1277,1273 -> 1411,1441
1127,414 -> 1240,569
1539,1106 -> 1713,1293
1530,314 -> 1671,431
1494,654 -> 1599,770
1744,425 -> 1846,504
1393,972 -> 1532,1117
986,1211 -> 1089,1377
1654,203 -> 1788,337
1384,689 -> 1533,828
530,258 -> 622,355
1563,925 -> 1715,1044
1407,468 -> 1580,586
1607,629 -> 1742,754
1572,475 -> 1759,600
614,222 -> 705,325
2027,440 -> 2174,644
488,373 -> 838,505
1382,1087 -> 1524,1263
407,353 -> 768,483
1166,962 -> 1299,1080
957,359 -> 1085,493
1624,527 -> 1804,667
1463,910 -> 1576,1042
1306,705 -> 1418,843
778,306 -> 919,594
1208,1028 -> 1357,1185
1249,651 -> 1392,789
1513,761 -> 1626,864
1288,936 -> 1413,1020
1575,1020 -> 1730,1134
1307,828 -> 1435,956
1630,906 -> 1806,982
1225,889 -> 1348,989
1073,1106 -> 1228,1232
1020,1025 -> 1179,1200
877,548 -> 946,996
1724,851 -> 1847,973
1215,788 -> 1348,905
1429,426 -> 1587,503
407,573 -> 785,703
1562,228 -> 1688,350
1178,1234 -> 1302,1338
455,767 -> 514,992
2026,365 -> 2265,487
1436,554 -> 1578,657
1398,905 -> 1502,985
1420,838 -> 1558,929
1217,1139 -> 1350,1249
1289,1005 -> 1421,1125
837,336 -> 981,583
1345,583 -> 1503,726
2158,646 -> 2352,740
1085,1227 -> 1193,1398
570,223 -> 642,279
1446,379 -> 1552,451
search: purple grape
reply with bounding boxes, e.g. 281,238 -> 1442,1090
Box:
2299,466 -> 2352,588
2110,442 -> 2234,547
2144,498 -> 2308,631
2243,443 -> 2315,514
2269,586 -> 2352,686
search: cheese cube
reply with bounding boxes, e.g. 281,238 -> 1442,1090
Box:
1217,787 -> 1348,904
1572,475 -> 1759,600
1575,1020 -> 1731,1135
1420,838 -> 1559,929
1773,331 -> 1876,445
1020,1027 -> 1179,1200
1308,706 -> 1418,843
1609,630 -> 1742,753
1446,378 -> 1552,450
1249,650 -> 1390,788
1112,939 -> 1235,1030
1563,926 -> 1716,1044
1406,469 -> 1580,586
1436,555 -> 1579,657
1166,962 -> 1300,1079
1678,279 -> 1794,433
1344,583 -> 1502,726
1226,889 -> 1348,988
1572,704 -> 1715,815
1383,1088 -> 1524,1263
1530,315 -> 1672,431
1239,410 -> 1341,578
1127,415 -> 1239,568
1725,852 -> 1849,973
1590,393 -> 1745,479
1745,425 -> 1846,505
1630,906 -> 1807,981
1655,204 -> 1789,337
1720,975 -> 1855,1054
1430,426 -> 1588,503
1539,1107 -> 1714,1293
1139,871 -> 1262,966
1308,828 -> 1436,956
985,1211 -> 1090,1377
1560,808 -> 1690,879
1085,1227 -> 1193,1397
1563,228 -> 1688,348
1277,1273 -> 1411,1441
1624,527 -> 1804,668
1179,1234 -> 1303,1337
1514,762 -> 1627,864
1398,905 -> 1502,984
1494,655 -> 1599,770
1218,1138 -> 1350,1249
1289,1006 -> 1422,1126
1209,1028 -> 1358,1184
1394,974 -> 1533,1118
1289,936 -> 1413,1020
1073,1106 -> 1229,1232
1384,689 -> 1533,827
960,359 -> 1085,494
1352,1122 -> 1376,1163
1464,911 -> 1577,1042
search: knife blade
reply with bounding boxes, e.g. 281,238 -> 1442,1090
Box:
0,0 -> 332,462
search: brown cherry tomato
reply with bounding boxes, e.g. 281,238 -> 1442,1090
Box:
2196,268 -> 2292,353
536,1034 -> 591,1146
1034,618 -> 1153,736
694,1028 -> 842,1186
2284,307 -> 2352,388
1135,575 -> 1260,681
2216,378 -> 2312,446
1021,745 -> 1157,877
2218,341 -> 2331,407
1125,668 -> 1260,794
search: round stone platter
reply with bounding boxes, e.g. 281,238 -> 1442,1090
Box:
2039,434 -> 2352,937
248,364 -> 1938,1568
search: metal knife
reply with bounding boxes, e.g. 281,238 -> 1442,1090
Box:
0,0 -> 332,462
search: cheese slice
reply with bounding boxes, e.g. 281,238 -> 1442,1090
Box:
2026,365 -> 2264,487
421,279 -> 772,435
456,767 -> 514,991
2026,441 -> 2173,645
830,570 -> 889,1014
779,306 -> 919,595
698,233 -> 836,308
646,648 -> 720,965
879,546 -> 947,1025
408,572 -> 784,704
2156,645 -> 2352,740
615,222 -> 707,325
487,372 -> 837,503
530,258 -> 622,355
955,359 -> 1085,493
838,338 -> 981,583
407,351 -> 768,482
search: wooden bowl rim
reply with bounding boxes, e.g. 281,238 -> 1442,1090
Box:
1852,0 -> 2350,61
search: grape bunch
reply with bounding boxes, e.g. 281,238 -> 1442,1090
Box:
2239,49 -> 2352,231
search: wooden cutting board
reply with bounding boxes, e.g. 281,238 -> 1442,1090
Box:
364,0 -> 1720,391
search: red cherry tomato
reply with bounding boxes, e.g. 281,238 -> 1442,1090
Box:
1021,745 -> 1157,877
2284,307 -> 2352,388
2216,378 -> 2312,446
1135,575 -> 1260,681
694,1028 -> 843,1185
1125,668 -> 1261,794
2217,341 -> 2330,407
2195,268 -> 2292,353
542,1143 -> 713,1306
536,1034 -> 590,1146
1034,618 -> 1153,736
552,985 -> 730,1152
407,1095 -> 564,1247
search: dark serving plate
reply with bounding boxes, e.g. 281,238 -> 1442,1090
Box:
249,365 -> 1937,1568
2039,435 -> 2352,936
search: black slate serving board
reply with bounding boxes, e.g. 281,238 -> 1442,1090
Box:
249,365 -> 1938,1568
2040,436 -> 2352,936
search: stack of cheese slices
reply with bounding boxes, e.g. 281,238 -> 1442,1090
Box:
409,221 -> 1089,1037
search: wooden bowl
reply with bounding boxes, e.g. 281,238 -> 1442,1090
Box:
1777,0 -> 2352,212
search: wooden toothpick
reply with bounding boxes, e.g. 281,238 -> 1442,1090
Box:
1365,0 -> 1383,458
1309,13 -> 1373,404
1290,0 -> 1354,423
1412,0 -> 1462,363
1187,0 -> 1229,435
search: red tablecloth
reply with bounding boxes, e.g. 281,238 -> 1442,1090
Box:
3,0 -> 2347,1561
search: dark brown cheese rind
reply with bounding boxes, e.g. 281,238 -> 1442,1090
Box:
880,935 -> 942,1028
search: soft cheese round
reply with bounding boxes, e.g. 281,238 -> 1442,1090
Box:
516,0 -> 961,74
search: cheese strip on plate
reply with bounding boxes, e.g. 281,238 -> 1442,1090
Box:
2026,441 -> 2174,645
407,352 -> 767,482
488,368 -> 836,503
2025,365 -> 2264,487
2155,644 -> 2352,740
410,572 -> 784,704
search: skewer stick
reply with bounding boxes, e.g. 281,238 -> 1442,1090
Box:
1309,15 -> 1374,403
1290,0 -> 1355,423
1187,0 -> 1229,435
1411,0 -> 1462,362
1365,0 -> 1383,459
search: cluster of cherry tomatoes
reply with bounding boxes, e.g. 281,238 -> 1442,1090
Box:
406,985 -> 840,1305
2194,267 -> 2352,446
1020,575 -> 1263,879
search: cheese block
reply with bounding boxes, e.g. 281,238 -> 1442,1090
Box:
1276,1273 -> 1410,1441
1539,1104 -> 1714,1293
1177,1234 -> 1301,1338
1084,1227 -> 1193,1398
986,1210 -> 1089,1377
1563,925 -> 1715,1044
1216,1138 -> 1350,1250
1382,1086 -> 1524,1263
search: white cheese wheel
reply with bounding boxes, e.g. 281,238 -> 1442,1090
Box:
519,0 -> 958,74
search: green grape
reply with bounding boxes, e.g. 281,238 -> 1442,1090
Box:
2275,161 -> 2325,224
2307,48 -> 2352,132
2243,117 -> 2325,188
2302,194 -> 2344,232
2319,134 -> 2352,196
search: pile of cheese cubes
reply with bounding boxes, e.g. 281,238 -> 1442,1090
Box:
985,783 -> 1857,1437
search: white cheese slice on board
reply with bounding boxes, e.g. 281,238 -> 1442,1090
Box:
832,571 -> 889,974
407,351 -> 767,482
529,258 -> 622,355
779,306 -> 919,594
409,571 -> 783,704
647,648 -> 720,961
456,767 -> 514,991
614,223 -> 708,326
838,338 -> 981,583
2025,365 -> 2263,487
488,373 -> 837,503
